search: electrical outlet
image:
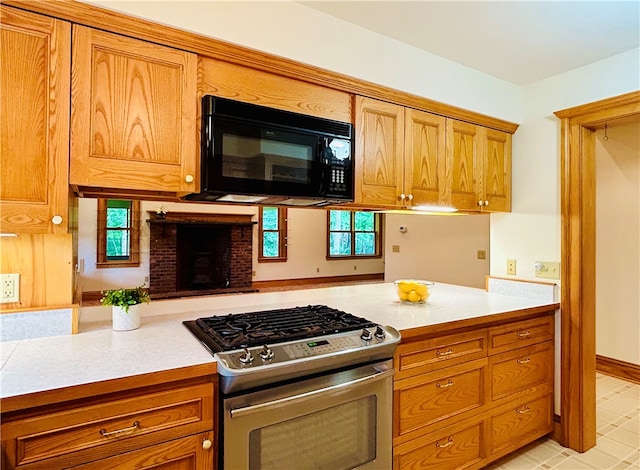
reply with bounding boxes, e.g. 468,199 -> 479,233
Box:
477,250 -> 486,260
535,261 -> 560,279
506,259 -> 516,275
1,273 -> 20,303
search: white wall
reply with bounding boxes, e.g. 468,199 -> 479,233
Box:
384,214 -> 490,289
77,199 -> 384,292
595,121 -> 640,365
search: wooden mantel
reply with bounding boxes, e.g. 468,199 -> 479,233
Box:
146,212 -> 256,225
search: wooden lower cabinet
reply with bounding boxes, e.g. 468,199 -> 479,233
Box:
394,312 -> 554,469
1,376 -> 216,470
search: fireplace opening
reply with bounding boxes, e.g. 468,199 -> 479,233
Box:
148,212 -> 255,299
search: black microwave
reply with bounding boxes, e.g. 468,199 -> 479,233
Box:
185,96 -> 354,206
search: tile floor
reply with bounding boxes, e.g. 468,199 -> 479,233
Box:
487,373 -> 640,469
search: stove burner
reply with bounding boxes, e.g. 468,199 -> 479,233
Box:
188,305 -> 377,352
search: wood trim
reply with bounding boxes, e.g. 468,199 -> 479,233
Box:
596,355 -> 640,384
2,0 -> 519,133
0,304 -> 79,315
0,364 -> 217,415
252,273 -> 384,289
555,93 -> 640,453
146,211 -> 255,225
485,275 -> 557,290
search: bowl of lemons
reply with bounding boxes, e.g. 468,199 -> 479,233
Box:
394,279 -> 435,304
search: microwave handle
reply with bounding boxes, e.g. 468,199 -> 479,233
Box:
318,137 -> 330,193
203,115 -> 213,158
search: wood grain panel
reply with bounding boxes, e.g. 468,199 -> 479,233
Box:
395,329 -> 487,379
404,109 -> 446,206
490,394 -> 553,455
2,382 -> 214,469
0,234 -> 72,309
354,96 -> 404,206
447,119 -> 480,211
394,420 -> 484,470
483,129 -> 511,211
488,315 -> 553,355
199,57 -> 351,123
72,431 -> 214,469
0,6 -> 70,234
395,360 -> 487,437
490,342 -> 554,401
70,26 -> 197,193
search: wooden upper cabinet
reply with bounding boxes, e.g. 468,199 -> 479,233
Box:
404,108 -> 447,207
446,120 -> 512,212
0,7 -> 70,234
70,26 -> 198,194
354,96 -> 447,208
354,96 -> 404,207
483,128 -> 512,212
447,119 -> 482,211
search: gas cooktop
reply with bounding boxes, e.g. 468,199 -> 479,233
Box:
183,304 -> 377,353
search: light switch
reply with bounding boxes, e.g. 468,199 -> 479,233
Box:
535,261 -> 560,279
392,245 -> 400,253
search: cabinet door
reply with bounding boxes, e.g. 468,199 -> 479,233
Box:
404,109 -> 446,207
70,26 -> 197,194
446,119 -> 481,211
354,96 -> 404,207
482,129 -> 511,212
72,431 -> 215,470
0,7 -> 70,234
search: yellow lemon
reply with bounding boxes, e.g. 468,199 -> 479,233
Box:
397,288 -> 409,301
414,284 -> 428,298
407,290 -> 421,303
397,281 -> 414,294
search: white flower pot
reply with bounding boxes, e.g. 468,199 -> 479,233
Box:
112,305 -> 141,331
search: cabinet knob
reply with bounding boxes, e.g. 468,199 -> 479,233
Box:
185,174 -> 194,183
399,193 -> 406,201
51,215 -> 63,225
202,439 -> 212,450
484,200 -> 489,206
407,194 -> 413,201
477,200 -> 483,206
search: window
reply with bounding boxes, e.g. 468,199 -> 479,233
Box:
327,210 -> 382,258
259,206 -> 287,262
97,199 -> 140,267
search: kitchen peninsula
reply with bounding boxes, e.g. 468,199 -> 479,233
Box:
1,282 -> 558,469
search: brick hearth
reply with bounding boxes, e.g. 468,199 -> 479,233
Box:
148,212 -> 255,299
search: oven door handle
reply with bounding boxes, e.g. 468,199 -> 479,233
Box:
229,368 -> 395,419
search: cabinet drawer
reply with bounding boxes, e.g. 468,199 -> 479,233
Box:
2,382 -> 214,469
394,420 -> 484,470
395,329 -> 487,378
490,342 -> 553,401
488,315 -> 553,355
490,394 -> 553,455
395,359 -> 488,438
72,431 -> 214,469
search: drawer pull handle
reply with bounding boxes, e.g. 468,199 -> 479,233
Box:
100,421 -> 140,437
517,331 -> 531,338
436,348 -> 453,356
436,438 -> 454,448
517,357 -> 531,364
436,380 -> 454,388
516,406 -> 531,414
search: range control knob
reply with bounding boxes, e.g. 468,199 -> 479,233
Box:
238,347 -> 254,364
374,325 -> 386,340
361,328 -> 373,342
259,344 -> 275,361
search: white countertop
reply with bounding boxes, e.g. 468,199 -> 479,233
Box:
0,282 -> 558,402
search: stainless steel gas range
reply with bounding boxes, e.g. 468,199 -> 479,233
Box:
184,304 -> 401,470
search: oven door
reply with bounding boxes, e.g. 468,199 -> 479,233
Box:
222,360 -> 394,470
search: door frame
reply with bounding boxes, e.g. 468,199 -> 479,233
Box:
555,90 -> 640,452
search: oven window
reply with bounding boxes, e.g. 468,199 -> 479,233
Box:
248,396 -> 377,470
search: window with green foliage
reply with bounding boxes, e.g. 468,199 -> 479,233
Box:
327,210 -> 381,258
97,199 -> 140,267
259,206 -> 287,262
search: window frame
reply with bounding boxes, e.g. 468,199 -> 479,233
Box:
326,210 -> 382,259
258,206 -> 288,263
96,199 -> 141,268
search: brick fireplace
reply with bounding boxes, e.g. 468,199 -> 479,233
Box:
148,212 -> 255,299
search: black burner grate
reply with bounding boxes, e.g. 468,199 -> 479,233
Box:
186,305 -> 376,352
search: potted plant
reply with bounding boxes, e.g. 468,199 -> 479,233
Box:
100,285 -> 150,331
